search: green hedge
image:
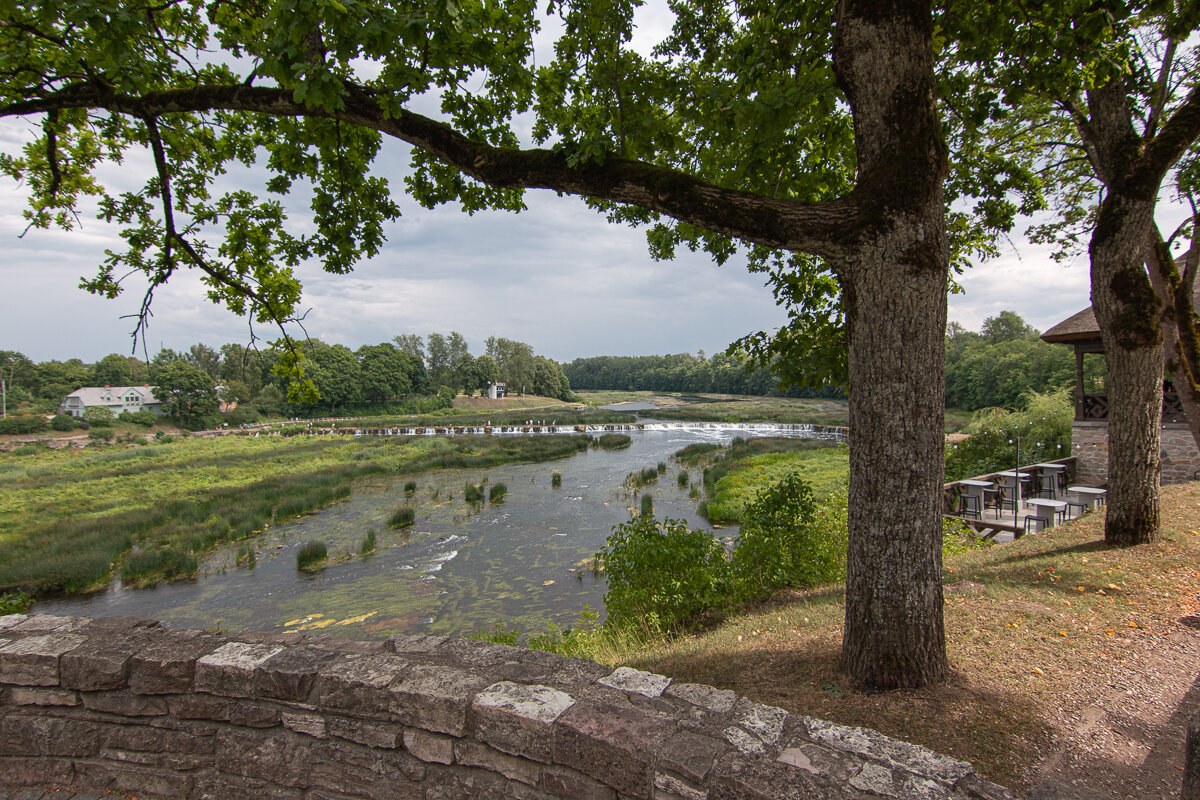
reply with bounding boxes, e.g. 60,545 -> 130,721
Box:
0,416 -> 47,435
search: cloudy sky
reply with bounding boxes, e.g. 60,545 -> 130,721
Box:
0,6 -> 1189,367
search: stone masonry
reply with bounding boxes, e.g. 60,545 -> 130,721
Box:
1073,422 -> 1200,487
0,614 -> 1013,800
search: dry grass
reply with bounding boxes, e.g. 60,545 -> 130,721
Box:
451,394 -> 575,411
619,482 -> 1200,791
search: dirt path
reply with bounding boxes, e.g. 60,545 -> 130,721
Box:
1027,625 -> 1200,799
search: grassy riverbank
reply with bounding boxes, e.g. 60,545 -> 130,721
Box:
0,434 -> 590,594
588,483 -> 1200,791
692,439 -> 849,522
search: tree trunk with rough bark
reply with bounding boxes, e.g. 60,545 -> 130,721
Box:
833,0 -> 950,689
1090,194 -> 1162,545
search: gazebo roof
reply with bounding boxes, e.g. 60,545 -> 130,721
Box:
1040,305 -> 1100,344
1041,276 -> 1200,345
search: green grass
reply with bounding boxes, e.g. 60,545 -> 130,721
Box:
640,494 -> 654,516
551,471 -> 562,487
0,433 -> 592,595
489,483 -> 507,503
296,540 -> 327,571
700,441 -> 848,522
594,433 -> 633,449
464,482 -> 485,504
360,530 -> 376,554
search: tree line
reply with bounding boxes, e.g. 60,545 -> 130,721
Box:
0,331 -> 574,426
562,350 -> 843,399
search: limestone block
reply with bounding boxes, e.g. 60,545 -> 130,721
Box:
552,700 -> 677,799
731,698 -> 788,747
0,615 -> 29,631
74,759 -> 195,799
776,743 -> 859,784
0,633 -> 87,686
709,751 -> 848,800
598,666 -> 672,698
281,710 -> 328,739
192,771 -> 307,800
82,691 -> 168,717
658,729 -> 728,784
196,641 -> 285,698
325,714 -> 402,749
404,728 -> 456,764
215,728 -> 311,788
390,664 -> 492,737
11,615 -> 90,634
0,713 -> 103,758
255,645 -> 340,702
316,653 -> 409,714
0,754 -> 76,787
540,765 -> 617,800
127,629 -> 224,694
653,771 -> 706,800
455,738 -> 542,785
665,682 -> 738,714
6,687 -> 80,707
386,633 -> 449,656
801,716 -> 973,784
60,631 -> 155,691
472,681 -> 577,762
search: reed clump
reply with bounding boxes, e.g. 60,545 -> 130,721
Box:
296,541 -> 328,571
389,507 -> 416,528
489,483 -> 508,503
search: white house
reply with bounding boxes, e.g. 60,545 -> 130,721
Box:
487,382 -> 506,400
58,386 -> 165,418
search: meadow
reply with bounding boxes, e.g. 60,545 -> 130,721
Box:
0,433 -> 589,594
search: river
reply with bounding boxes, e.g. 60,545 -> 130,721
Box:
34,423 -> 841,639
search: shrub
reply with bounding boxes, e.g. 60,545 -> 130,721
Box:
730,473 -> 845,602
296,541 -> 328,570
598,516 -> 729,633
551,471 -> 562,487
119,409 -> 158,427
85,406 -> 115,428
51,413 -> 77,431
0,415 -> 47,435
10,444 -> 39,456
389,507 -> 415,528
225,405 -> 259,426
87,428 -> 112,440
489,483 -> 507,503
361,530 -> 377,554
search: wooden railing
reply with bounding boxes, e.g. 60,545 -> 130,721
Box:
1077,390 -> 1185,423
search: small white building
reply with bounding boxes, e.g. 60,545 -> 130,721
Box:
58,386 -> 164,418
487,382 -> 506,400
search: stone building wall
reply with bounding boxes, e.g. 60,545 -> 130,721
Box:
0,614 -> 1012,800
1072,422 -> 1200,487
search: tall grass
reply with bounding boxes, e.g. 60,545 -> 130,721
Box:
625,466 -> 659,490
389,507 -> 415,528
551,471 -> 562,487
296,541 -> 327,570
640,494 -> 654,516
594,433 -> 632,450
463,482 -> 485,504
489,483 -> 507,503
361,530 -> 377,554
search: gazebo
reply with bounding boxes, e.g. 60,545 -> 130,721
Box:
1041,291 -> 1199,485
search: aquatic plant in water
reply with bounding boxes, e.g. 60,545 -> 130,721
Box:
489,483 -> 507,503
389,507 -> 416,528
296,541 -> 328,571
361,530 -> 377,554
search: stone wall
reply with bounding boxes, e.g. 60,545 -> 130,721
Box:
1072,422 -> 1200,486
0,614 -> 1012,800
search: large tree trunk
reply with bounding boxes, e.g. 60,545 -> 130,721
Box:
833,0 -> 950,689
1090,193 -> 1162,545
1084,82 -> 1165,546
1151,236 -> 1200,456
